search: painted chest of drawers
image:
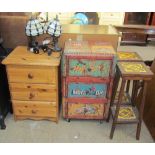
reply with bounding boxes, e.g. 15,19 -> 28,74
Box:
62,41 -> 116,120
2,46 -> 60,123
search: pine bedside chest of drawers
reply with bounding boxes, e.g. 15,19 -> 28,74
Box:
62,41 -> 116,122
2,46 -> 61,123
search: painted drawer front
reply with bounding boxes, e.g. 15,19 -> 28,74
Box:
69,59 -> 111,77
68,103 -> 104,118
68,83 -> 107,98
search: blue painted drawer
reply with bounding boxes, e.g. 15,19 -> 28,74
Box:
68,83 -> 107,98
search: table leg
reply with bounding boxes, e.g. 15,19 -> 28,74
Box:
131,80 -> 139,106
136,81 -> 147,140
0,114 -> 6,129
110,79 -> 126,139
107,66 -> 120,122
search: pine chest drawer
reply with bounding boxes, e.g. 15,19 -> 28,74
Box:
13,100 -> 57,118
2,46 -> 60,123
7,66 -> 56,84
9,83 -> 57,101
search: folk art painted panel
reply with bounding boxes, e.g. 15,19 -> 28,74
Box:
69,59 -> 111,77
120,62 -> 147,73
68,103 -> 104,118
117,52 -> 143,61
62,40 -> 117,120
68,83 -> 107,98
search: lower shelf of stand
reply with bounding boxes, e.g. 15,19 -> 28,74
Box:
111,105 -> 139,123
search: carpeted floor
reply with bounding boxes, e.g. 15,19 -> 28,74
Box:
0,44 -> 154,143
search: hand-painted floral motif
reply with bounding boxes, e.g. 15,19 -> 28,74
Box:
69,83 -> 107,98
117,52 -> 140,60
69,59 -> 111,77
76,105 -> 98,114
121,62 -> 147,73
68,103 -> 104,117
118,106 -> 136,120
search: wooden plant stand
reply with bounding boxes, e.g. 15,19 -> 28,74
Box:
107,61 -> 153,140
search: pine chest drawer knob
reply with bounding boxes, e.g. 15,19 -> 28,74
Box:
28,73 -> 34,79
31,109 -> 37,114
29,93 -> 35,99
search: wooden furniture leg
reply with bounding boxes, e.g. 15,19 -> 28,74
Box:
0,115 -> 6,129
131,80 -> 139,106
111,66 -> 120,105
110,79 -> 126,139
136,81 -> 147,140
107,67 -> 120,122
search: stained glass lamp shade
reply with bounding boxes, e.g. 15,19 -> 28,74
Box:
44,16 -> 62,51
25,19 -> 44,36
25,18 -> 44,51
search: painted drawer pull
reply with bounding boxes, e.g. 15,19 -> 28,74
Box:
31,109 -> 37,114
29,93 -> 35,99
28,73 -> 33,79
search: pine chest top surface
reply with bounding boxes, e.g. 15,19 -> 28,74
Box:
64,41 -> 116,56
2,46 -> 61,66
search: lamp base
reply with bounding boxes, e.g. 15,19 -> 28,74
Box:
27,37 -> 39,54
52,37 -> 61,52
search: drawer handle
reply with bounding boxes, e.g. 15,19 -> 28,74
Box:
28,73 -> 33,79
29,93 -> 35,99
31,110 -> 37,114
18,110 -> 22,113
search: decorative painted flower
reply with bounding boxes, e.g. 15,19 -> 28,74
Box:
91,86 -> 96,91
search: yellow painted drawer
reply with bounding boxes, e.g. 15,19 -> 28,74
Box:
7,66 -> 56,84
10,83 -> 57,101
13,100 -> 57,117
68,103 -> 105,119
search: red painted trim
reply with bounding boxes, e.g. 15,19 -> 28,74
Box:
67,115 -> 104,119
109,57 -> 115,77
66,56 -> 69,77
67,55 -> 113,60
107,78 -> 114,99
66,98 -> 108,103
66,77 -> 110,83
